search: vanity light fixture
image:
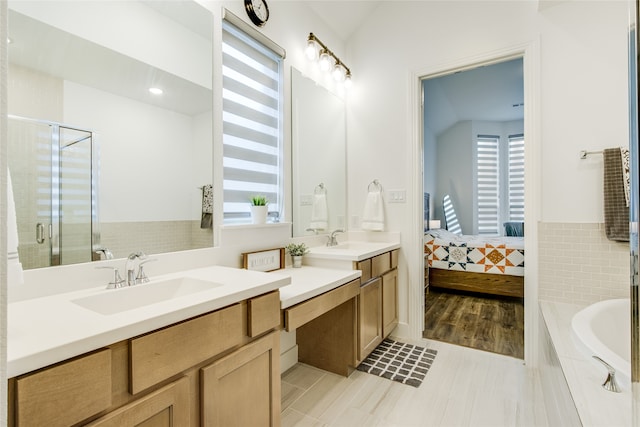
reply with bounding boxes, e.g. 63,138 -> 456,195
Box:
305,33 -> 352,87
148,87 -> 163,95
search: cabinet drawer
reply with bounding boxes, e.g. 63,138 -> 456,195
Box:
130,304 -> 243,394
371,252 -> 391,277
86,376 -> 190,426
354,259 -> 371,283
248,290 -> 281,337
390,249 -> 399,269
285,279 -> 360,331
15,348 -> 112,427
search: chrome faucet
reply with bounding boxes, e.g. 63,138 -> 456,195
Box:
326,229 -> 344,247
592,356 -> 622,393
125,251 -> 147,286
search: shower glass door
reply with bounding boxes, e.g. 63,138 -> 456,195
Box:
8,117 -> 54,269
8,116 -> 98,269
58,126 -> 95,266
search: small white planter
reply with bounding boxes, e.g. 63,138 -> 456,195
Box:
250,205 -> 268,224
292,255 -> 303,268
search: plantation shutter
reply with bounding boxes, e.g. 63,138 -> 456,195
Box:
476,135 -> 500,234
222,18 -> 284,222
508,134 -> 525,222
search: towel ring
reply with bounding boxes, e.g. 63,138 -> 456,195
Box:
368,179 -> 383,192
314,183 -> 326,195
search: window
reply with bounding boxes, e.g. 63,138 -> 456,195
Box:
475,133 -> 525,234
476,135 -> 500,234
222,18 -> 284,223
508,134 -> 525,222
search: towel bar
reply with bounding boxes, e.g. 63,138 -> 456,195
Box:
580,149 -> 603,159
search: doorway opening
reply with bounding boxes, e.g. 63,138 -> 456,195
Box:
421,57 -> 525,359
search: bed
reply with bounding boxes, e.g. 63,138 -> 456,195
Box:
424,229 -> 524,298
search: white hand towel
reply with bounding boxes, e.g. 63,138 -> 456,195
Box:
310,193 -> 328,230
7,170 -> 24,285
362,190 -> 385,231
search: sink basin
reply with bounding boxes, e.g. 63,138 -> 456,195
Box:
72,277 -> 223,315
306,241 -> 399,261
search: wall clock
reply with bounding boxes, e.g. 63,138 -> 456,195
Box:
244,0 -> 269,27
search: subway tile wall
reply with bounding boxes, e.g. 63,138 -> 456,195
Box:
538,222 -> 630,306
101,221 -> 212,260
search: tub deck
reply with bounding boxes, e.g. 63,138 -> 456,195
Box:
539,301 -> 632,427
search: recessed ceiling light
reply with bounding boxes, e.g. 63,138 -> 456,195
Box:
7,37 -> 12,44
149,87 -> 163,95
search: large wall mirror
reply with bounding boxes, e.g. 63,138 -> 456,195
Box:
7,1 -> 213,269
291,67 -> 346,236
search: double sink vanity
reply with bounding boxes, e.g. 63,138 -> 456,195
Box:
7,240 -> 399,426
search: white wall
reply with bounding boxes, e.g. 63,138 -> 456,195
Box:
346,1 -> 630,338
436,121 -> 473,233
64,81 -> 200,223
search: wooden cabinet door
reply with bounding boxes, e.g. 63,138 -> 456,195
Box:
85,376 -> 190,427
358,277 -> 382,362
382,269 -> 398,338
201,331 -> 280,427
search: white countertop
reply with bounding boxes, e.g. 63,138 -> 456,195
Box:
276,266 -> 362,309
8,265 -> 290,378
306,241 -> 400,261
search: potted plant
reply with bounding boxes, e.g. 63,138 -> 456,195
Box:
285,243 -> 308,268
250,195 -> 269,224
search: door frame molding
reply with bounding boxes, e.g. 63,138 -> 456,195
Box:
407,40 -> 541,366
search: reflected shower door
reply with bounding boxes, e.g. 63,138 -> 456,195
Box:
58,126 -> 94,266
7,116 -> 98,269
7,117 -> 54,269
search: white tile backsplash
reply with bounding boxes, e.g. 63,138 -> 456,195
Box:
538,222 -> 630,305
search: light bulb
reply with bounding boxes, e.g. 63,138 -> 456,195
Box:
319,50 -> 332,72
149,87 -> 163,95
344,73 -> 352,89
332,64 -> 345,82
305,39 -> 318,61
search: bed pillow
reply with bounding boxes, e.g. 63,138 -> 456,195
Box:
425,228 -> 463,242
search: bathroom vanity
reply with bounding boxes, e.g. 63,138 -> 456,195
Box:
285,242 -> 400,374
7,266 -> 289,426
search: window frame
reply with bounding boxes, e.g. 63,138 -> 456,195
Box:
220,13 -> 285,225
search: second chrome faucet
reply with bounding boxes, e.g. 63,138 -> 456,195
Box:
326,229 -> 344,247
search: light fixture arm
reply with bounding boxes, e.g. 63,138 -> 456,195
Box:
307,32 -> 352,77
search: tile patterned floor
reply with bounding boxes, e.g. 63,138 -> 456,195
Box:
281,339 -> 548,427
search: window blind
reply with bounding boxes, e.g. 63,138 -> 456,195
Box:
476,135 -> 500,234
508,134 -> 525,222
222,20 -> 283,222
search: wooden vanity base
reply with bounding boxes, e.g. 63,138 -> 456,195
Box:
297,298 -> 358,377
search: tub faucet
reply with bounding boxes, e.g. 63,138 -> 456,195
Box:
125,251 -> 147,286
592,356 -> 621,393
326,229 -> 344,247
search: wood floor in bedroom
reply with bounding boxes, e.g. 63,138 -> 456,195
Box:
423,288 -> 524,359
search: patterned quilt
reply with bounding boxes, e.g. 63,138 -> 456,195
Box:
424,229 -> 524,276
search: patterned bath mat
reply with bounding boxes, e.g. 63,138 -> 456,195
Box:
356,338 -> 437,387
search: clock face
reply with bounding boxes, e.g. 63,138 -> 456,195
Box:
245,0 -> 269,27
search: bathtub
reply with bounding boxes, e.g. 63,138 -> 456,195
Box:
571,298 -> 631,386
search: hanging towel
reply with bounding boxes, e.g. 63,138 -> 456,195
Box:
621,147 -> 630,207
362,189 -> 385,231
310,193 -> 328,230
603,148 -> 629,242
7,170 -> 24,285
200,184 -> 213,229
